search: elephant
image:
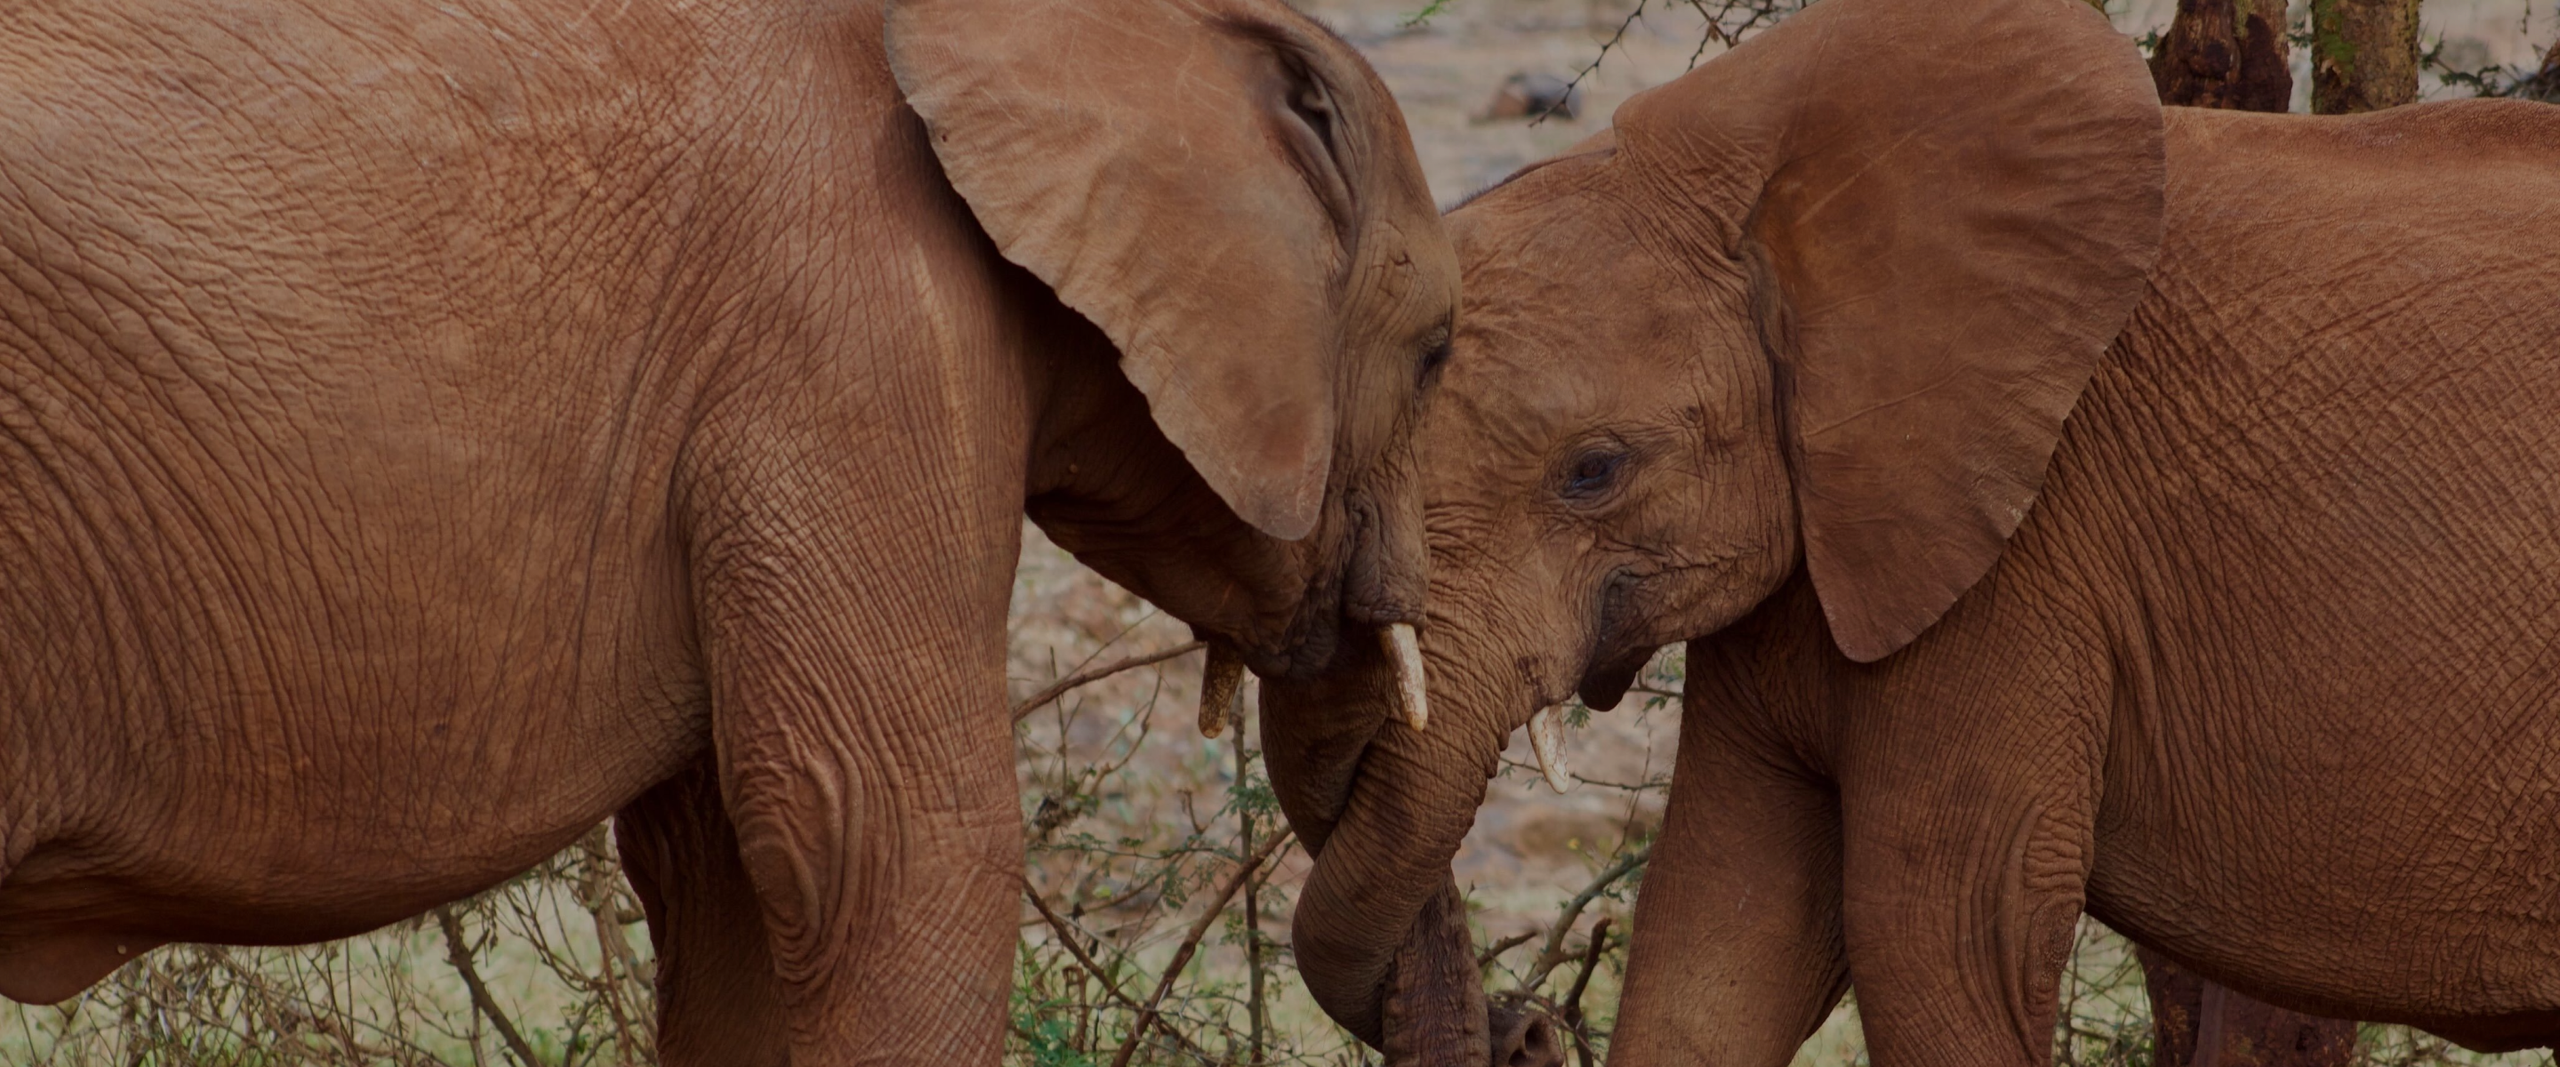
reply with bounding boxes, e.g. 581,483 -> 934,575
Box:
0,0 -> 1458,1061
1258,0 -> 2560,1063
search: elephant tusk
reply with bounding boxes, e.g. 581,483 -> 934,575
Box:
1382,623 -> 1429,733
1528,706 -> 1571,793
1198,642 -> 1246,739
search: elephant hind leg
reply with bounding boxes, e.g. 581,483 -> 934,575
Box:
617,759 -> 789,1067
2136,946 -> 2355,1067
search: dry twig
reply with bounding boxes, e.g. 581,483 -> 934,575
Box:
1476,929 -> 1541,971
1518,843 -> 1651,992
1020,878 -> 1220,1063
434,906 -> 543,1067
1560,916 -> 1613,1033
1013,641 -> 1205,722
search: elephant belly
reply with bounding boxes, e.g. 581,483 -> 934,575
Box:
2088,676 -> 2560,1030
2077,305 -> 2560,1029
0,656 -> 705,1005
0,810 -> 590,1005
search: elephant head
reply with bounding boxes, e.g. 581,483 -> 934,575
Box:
1262,0 -> 2166,1050
888,0 -> 1456,682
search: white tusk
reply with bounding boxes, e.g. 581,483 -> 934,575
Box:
1528,706 -> 1571,793
1382,623 -> 1429,733
1198,643 -> 1245,739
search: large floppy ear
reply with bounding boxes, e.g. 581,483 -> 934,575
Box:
1617,0 -> 2165,661
888,0 -> 1376,540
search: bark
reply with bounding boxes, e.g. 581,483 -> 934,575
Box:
2308,0 -> 2421,113
2525,37 -> 2560,103
2137,947 -> 2357,1067
2149,0 -> 2294,110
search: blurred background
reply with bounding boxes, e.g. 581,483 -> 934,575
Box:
7,1 -> 2555,1064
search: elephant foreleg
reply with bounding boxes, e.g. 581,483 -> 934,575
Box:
1834,693 -> 2106,1067
690,505 -> 1022,1064
1608,662 -> 1849,1067
617,758 -> 789,1067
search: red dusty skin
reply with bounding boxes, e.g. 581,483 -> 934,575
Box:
1380,882 -> 1492,1067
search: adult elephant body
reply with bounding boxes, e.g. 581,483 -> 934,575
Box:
0,0 -> 1456,1061
1262,0 -> 2560,1062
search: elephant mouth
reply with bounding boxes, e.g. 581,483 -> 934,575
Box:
1202,622 -> 1429,741
1226,573 -> 1430,684
1214,591 -> 1352,682
1574,641 -> 1658,711
1224,623 -> 1329,682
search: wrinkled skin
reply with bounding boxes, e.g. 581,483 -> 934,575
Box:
0,1 -> 1456,1062
1263,0 -> 2560,1062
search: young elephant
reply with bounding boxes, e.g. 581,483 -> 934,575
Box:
1260,0 -> 2560,1063
0,0 -> 1455,1062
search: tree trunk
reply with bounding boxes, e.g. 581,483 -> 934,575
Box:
2308,0 -> 2421,113
2149,0 -> 2294,110
2524,36 -> 2560,102
2137,947 -> 2358,1067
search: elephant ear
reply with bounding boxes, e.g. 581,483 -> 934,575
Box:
888,0 -> 1363,540
1618,0 -> 2165,661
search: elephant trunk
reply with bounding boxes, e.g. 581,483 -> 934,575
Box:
1379,880 -> 1492,1066
1261,628 -> 1514,1052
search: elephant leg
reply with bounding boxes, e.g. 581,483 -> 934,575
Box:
1834,710 -> 2103,1067
2136,946 -> 2356,1067
690,508 -> 1021,1064
616,758 -> 789,1067
1608,675 -> 1849,1067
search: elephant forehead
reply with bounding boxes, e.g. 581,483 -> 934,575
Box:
1447,255 -> 1705,405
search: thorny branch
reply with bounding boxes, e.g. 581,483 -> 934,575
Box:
1020,878 -> 1222,1063
1559,916 -> 1613,1027
1559,916 -> 1614,1067
1531,0 -> 1805,124
1533,1 -> 1650,124
1109,829 -> 1298,1067
1475,929 -> 1541,970
1517,843 -> 1652,994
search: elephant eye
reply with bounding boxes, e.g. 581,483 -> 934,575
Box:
1560,448 -> 1627,501
1416,326 -> 1452,386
